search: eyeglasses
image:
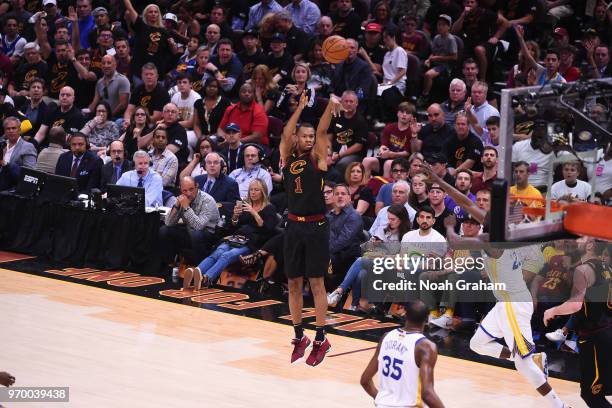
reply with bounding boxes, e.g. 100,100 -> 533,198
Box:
323,190 -> 333,195
392,168 -> 408,173
205,160 -> 221,165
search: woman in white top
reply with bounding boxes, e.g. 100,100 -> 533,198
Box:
327,204 -> 411,312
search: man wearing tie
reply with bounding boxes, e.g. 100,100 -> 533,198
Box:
100,140 -> 133,192
117,150 -> 163,207
55,132 -> 103,194
195,152 -> 240,202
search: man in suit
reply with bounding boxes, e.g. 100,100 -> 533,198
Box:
2,116 -> 37,169
194,152 -> 240,216
55,132 -> 103,194
100,140 -> 132,192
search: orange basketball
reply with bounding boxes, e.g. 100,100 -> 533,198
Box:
322,35 -> 349,64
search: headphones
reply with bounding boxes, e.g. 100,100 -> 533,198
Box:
241,143 -> 266,163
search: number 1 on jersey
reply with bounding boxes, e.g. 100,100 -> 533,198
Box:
294,176 -> 303,193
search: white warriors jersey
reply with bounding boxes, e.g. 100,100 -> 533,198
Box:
481,246 -> 542,302
375,329 -> 425,408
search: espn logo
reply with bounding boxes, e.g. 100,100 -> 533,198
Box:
23,175 -> 40,184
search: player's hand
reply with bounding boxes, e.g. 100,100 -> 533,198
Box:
416,162 -> 438,181
543,308 -> 556,327
0,371 -> 15,387
443,214 -> 457,229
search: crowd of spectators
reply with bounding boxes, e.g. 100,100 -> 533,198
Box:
0,0 -> 611,351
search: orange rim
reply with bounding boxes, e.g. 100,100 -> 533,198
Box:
563,203 -> 612,240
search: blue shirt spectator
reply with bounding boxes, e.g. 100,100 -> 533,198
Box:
245,0 -> 283,31
285,0 -> 321,36
117,168 -> 163,207
327,204 -> 363,254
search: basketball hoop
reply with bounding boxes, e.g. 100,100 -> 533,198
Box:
563,203 -> 612,241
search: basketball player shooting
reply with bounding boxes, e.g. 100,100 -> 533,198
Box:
418,163 -> 571,408
280,92 -> 342,366
360,300 -> 445,408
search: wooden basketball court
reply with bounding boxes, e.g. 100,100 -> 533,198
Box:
0,270 -> 586,407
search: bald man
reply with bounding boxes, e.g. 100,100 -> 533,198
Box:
160,176 -> 220,266
34,86 -> 86,147
100,140 -> 133,192
410,103 -> 456,158
89,54 -> 130,117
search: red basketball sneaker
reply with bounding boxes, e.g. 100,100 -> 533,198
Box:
291,335 -> 312,364
305,337 -> 331,366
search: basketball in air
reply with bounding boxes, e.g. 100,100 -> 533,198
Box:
322,35 -> 349,64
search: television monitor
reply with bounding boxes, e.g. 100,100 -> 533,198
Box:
106,184 -> 145,212
15,167 -> 47,198
38,173 -> 77,204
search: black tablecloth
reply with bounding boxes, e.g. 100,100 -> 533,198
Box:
0,195 -> 161,271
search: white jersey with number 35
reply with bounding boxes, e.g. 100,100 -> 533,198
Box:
375,329 -> 425,408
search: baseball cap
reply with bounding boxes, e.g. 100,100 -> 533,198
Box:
365,23 -> 382,33
425,152 -> 447,164
242,28 -> 259,38
224,123 -> 241,133
163,13 -> 178,24
270,33 -> 286,43
42,0 -> 57,6
93,6 -> 108,16
438,14 -> 452,25
553,27 -> 568,37
583,28 -> 598,37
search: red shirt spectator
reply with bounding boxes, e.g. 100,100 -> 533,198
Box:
218,83 -> 269,145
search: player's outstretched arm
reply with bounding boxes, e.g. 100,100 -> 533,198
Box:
314,95 -> 343,170
415,339 -> 445,408
280,92 -> 309,164
360,337 -> 383,399
543,263 -> 594,326
418,163 -> 487,224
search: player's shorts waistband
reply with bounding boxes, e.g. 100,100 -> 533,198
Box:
287,213 -> 326,222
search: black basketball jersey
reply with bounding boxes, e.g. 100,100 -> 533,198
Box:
575,259 -> 611,337
282,152 -> 326,216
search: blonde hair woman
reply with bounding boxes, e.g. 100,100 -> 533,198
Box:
251,64 -> 279,113
121,0 -> 176,75
183,179 -> 278,290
